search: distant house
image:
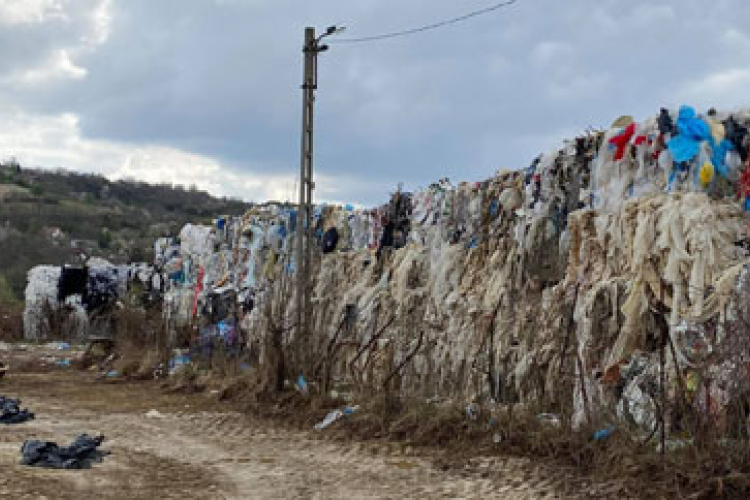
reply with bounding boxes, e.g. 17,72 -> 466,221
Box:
70,239 -> 98,251
44,227 -> 63,240
1,158 -> 21,173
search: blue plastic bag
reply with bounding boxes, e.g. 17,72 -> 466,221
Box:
296,375 -> 308,394
489,199 -> 499,217
667,105 -> 712,162
594,426 -> 615,441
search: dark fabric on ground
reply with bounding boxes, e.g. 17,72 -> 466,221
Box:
21,434 -> 107,469
0,395 -> 35,425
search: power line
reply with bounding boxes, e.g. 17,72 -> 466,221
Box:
332,0 -> 519,44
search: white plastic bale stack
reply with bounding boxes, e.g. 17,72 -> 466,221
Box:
23,260 -> 150,340
179,224 -> 215,262
148,106 -> 750,427
23,266 -> 61,339
562,194 -> 750,427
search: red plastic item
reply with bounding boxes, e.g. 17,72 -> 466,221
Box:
191,266 -> 205,317
739,167 -> 750,199
608,123 -> 636,160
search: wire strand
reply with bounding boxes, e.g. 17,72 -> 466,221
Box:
332,0 -> 519,44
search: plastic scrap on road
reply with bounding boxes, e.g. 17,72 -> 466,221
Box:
21,434 -> 108,470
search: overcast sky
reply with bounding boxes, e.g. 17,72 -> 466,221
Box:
1,0 -> 749,205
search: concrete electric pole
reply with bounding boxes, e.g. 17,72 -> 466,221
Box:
295,26 -> 343,361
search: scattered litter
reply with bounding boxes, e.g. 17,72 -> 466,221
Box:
594,427 -> 616,441
106,370 -> 119,378
657,438 -> 693,453
168,354 -> 191,375
56,342 -> 70,351
538,413 -> 561,427
314,406 -> 358,430
296,375 -> 308,395
314,410 -> 342,430
493,433 -> 502,444
145,409 -> 164,419
21,434 -> 108,469
466,403 -> 479,421
386,460 -> 419,470
57,359 -> 71,367
0,395 -> 35,424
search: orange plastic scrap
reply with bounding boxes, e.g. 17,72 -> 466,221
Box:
600,362 -> 622,386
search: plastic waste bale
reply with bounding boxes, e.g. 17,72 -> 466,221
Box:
179,224 -> 215,258
23,266 -> 61,340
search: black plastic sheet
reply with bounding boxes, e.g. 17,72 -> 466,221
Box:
0,395 -> 35,425
21,434 -> 108,469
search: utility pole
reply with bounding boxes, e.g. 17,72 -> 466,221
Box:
296,27 -> 315,356
295,26 -> 343,365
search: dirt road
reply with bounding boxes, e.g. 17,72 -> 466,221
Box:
0,370 -> 575,499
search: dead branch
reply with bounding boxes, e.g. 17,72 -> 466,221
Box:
348,313 -> 397,390
350,314 -> 397,366
382,329 -> 425,390
312,311 -> 346,383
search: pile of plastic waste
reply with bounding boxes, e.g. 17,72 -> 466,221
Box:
24,105 -> 749,433
23,259 -> 158,339
151,105 -> 750,431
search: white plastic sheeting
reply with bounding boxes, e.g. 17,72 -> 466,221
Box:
23,259 -> 140,339
152,106 -> 750,429
23,266 -> 61,339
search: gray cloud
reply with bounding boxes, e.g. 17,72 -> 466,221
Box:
2,0 -> 750,205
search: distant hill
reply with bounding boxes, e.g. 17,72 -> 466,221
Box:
0,159 -> 254,304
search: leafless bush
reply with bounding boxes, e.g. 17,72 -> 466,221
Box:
0,307 -> 23,341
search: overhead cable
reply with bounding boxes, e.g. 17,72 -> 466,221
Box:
333,0 -> 519,44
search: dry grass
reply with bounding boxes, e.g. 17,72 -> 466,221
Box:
199,377 -> 750,499
0,307 -> 23,341
104,300 -> 750,499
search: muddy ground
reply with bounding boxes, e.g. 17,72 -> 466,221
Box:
0,345 -> 616,499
